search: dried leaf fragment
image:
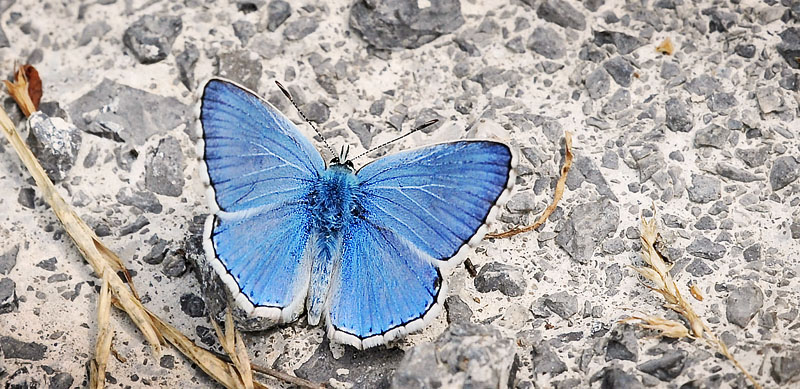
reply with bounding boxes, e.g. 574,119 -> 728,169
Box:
3,65 -> 37,116
656,37 -> 674,55
620,316 -> 690,339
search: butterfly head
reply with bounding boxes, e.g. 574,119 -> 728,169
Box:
329,145 -> 355,171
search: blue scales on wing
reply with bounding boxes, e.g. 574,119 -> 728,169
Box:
200,79 -> 324,320
326,141 -> 514,346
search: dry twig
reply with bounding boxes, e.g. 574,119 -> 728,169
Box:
89,273 -> 113,389
626,213 -> 762,389
487,131 -> 573,239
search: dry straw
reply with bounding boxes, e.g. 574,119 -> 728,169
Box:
1,66 -> 323,389
487,131 -> 573,239
627,213 -> 762,389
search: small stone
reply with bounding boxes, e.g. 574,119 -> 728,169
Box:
444,295 -> 473,324
266,0 -> 291,31
665,97 -> 693,132
180,293 -> 207,318
630,144 -> 664,183
162,251 -> 188,277
603,56 -> 634,87
116,187 -> 163,213
537,0 -> 586,30
527,26 -> 566,59
232,20 -> 256,45
593,31 -> 643,55
743,243 -> 761,262
120,215 -> 150,236
714,162 -> 762,182
0,277 -> 17,314
694,216 -> 716,230
660,61 -> 680,79
777,27 -> 800,69
684,74 -> 720,96
532,343 -> 567,376
770,156 -> 800,191
506,192 -> 537,213
302,101 -> 329,124
585,67 -> 610,99
122,14 -> 182,64
637,350 -> 688,381
601,367 -> 644,389
369,99 -> 385,116
555,198 -> 620,264
0,336 -> 47,360
283,17 -> 317,40
350,0 -> 464,50
602,88 -> 630,115
605,325 -> 638,361
69,78 -> 190,146
726,282 -> 763,328
734,43 -> 756,58
474,262 -> 527,297
145,136 -> 185,197
26,112 -> 82,182
235,0 -> 265,13
757,86 -> 783,114
505,36 -> 525,53
686,237 -> 726,260
18,187 -> 34,209
687,174 -> 721,203
391,323 -> 517,389
78,21 -> 111,46
160,355 -> 175,369
347,118 -> 376,149
791,222 -> 800,239
694,124 -> 730,149
735,147 -> 769,168
215,50 -> 262,92
543,291 -> 579,319
685,258 -> 713,276
35,257 -> 57,271
49,372 -> 74,389
0,245 -> 19,275
706,92 -> 737,112
176,42 -> 199,90
770,353 -> 800,385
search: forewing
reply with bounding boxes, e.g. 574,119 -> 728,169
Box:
198,78 -> 324,212
355,141 -> 515,270
326,218 -> 444,349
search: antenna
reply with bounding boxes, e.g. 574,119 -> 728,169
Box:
275,81 -> 336,158
352,119 -> 438,161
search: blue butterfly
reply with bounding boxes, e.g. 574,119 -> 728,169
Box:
196,78 -> 516,349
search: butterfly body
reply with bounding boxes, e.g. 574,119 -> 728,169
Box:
197,78 -> 517,349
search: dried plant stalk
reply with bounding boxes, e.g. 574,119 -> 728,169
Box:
627,214 -> 762,389
89,274 -> 113,389
487,131 -> 573,239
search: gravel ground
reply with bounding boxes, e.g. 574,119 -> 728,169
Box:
0,0 -> 799,388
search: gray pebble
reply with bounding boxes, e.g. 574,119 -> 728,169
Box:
686,237 -> 726,260
585,67 -> 610,99
726,282 -> 763,328
444,295 -> 473,324
532,343 -> 567,376
685,258 -> 713,276
665,97 -> 693,132
603,56 -> 634,87
706,92 -> 737,113
537,0 -> 586,30
0,336 -> 47,360
215,50 -> 262,92
506,192 -> 537,213
266,0 -> 291,31
734,43 -> 756,58
629,144 -> 664,183
26,112 -> 82,183
232,20 -> 255,45
770,353 -> 800,384
687,174 -> 721,203
605,325 -> 638,361
350,0 -> 464,50
660,61 -> 680,79
593,30 -> 643,54
120,215 -> 150,236
474,262 -> 527,297
162,251 -> 188,277
743,243 -> 760,262
347,118 -> 376,149
602,88 -> 630,115
527,26 -> 565,59
145,136 -> 185,197
35,257 -> 57,271
601,367 -> 644,389
0,245 -> 19,275
735,147 -> 769,168
122,14 -> 182,64
693,216 -> 716,230
637,350 -> 688,381
116,187 -> 163,214
48,372 -> 74,389
694,124 -> 730,149
714,162 -> 762,182
769,156 -> 800,191
543,291 -> 579,319
176,42 -> 199,90
283,17 -> 317,40
78,21 -> 111,46
555,198 -> 620,264
180,293 -> 207,317
505,36 -> 525,53
684,74 -> 720,96
302,101 -> 329,124
0,277 -> 17,314
777,27 -> 800,69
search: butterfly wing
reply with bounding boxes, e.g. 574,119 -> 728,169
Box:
326,141 -> 516,348
198,78 -> 323,321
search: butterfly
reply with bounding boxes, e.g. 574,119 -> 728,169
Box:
196,78 -> 516,349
